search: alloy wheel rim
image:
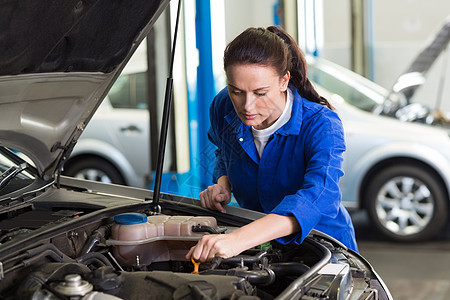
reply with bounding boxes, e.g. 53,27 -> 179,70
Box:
375,176 -> 434,236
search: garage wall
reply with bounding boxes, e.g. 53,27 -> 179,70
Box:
223,0 -> 278,44
322,0 -> 450,111
208,0 -> 278,89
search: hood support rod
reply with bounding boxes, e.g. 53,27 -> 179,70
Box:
150,0 -> 182,212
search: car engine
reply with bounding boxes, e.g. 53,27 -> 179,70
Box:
0,200 -> 388,300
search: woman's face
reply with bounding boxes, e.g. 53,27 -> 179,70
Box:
226,64 -> 290,130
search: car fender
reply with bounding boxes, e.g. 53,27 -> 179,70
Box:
68,138 -> 142,187
341,141 -> 450,208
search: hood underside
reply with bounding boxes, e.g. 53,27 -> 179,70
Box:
1,0 -> 168,76
0,0 -> 169,178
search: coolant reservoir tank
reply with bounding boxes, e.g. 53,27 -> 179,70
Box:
112,213 -> 157,240
111,213 -> 162,267
110,213 -> 218,267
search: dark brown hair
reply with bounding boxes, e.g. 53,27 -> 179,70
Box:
223,26 -> 333,110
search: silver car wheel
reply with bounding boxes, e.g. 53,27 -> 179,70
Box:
366,164 -> 447,242
375,176 -> 434,236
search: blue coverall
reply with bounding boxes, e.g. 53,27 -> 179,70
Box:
208,87 -> 358,252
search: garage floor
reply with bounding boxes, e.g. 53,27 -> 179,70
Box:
351,211 -> 450,300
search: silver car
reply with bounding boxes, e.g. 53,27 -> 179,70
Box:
309,56 -> 450,243
63,96 -> 151,188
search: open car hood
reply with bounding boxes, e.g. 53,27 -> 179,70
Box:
376,15 -> 450,120
390,15 -> 450,100
0,0 -> 169,180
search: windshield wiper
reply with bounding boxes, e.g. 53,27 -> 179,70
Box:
0,163 -> 28,190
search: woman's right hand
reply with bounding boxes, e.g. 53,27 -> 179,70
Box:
199,184 -> 231,213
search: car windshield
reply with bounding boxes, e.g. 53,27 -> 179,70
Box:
308,58 -> 388,112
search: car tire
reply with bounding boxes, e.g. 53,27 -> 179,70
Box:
365,164 -> 448,242
63,157 -> 126,185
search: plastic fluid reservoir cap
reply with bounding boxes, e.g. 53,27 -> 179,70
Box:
114,213 -> 147,225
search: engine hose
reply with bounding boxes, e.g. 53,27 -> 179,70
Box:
270,262 -> 310,277
76,252 -> 113,268
210,257 -> 223,269
200,262 -> 310,285
191,225 -> 219,234
21,244 -> 76,267
220,251 -> 267,265
25,243 -> 74,261
199,268 -> 275,285
4,243 -> 76,274
80,225 -> 110,256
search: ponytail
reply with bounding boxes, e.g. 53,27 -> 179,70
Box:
267,26 -> 333,110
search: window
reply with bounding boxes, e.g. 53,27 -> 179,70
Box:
308,62 -> 386,112
108,72 -> 148,109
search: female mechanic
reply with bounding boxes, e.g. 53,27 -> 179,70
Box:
186,26 -> 358,262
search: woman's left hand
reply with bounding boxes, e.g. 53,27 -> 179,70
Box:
185,233 -> 242,262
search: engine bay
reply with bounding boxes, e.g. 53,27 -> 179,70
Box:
0,196 -> 386,300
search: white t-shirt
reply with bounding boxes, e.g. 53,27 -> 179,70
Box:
251,88 -> 294,157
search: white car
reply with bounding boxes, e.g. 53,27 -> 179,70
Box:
309,56 -> 450,243
63,95 -> 151,188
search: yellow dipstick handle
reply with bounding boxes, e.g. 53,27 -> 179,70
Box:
191,257 -> 200,274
